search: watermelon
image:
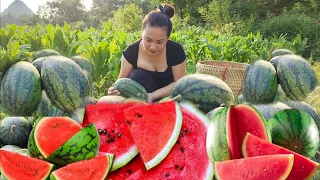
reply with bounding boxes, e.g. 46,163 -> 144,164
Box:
82,103 -> 143,171
32,57 -> 46,73
69,55 -> 94,81
273,85 -> 288,102
271,48 -> 294,57
28,117 -> 82,159
277,54 -> 318,101
0,117 -> 32,148
106,154 -> 146,179
0,61 -> 42,116
171,74 -> 235,113
32,90 -> 63,117
214,154 -> 294,180
46,123 -> 100,166
41,55 -> 90,112
124,102 -> 214,179
242,60 -> 278,104
123,101 -> 182,170
206,104 -> 271,162
251,101 -> 291,121
243,133 -> 319,180
50,154 -> 114,180
114,78 -> 148,101
97,95 -> 126,104
0,150 -> 54,180
269,55 -> 281,70
268,109 -> 320,158
206,107 -> 224,119
33,49 -> 60,59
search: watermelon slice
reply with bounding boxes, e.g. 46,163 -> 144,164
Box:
106,154 -> 146,180
28,117 -> 82,159
82,102 -> 143,171
207,104 -> 271,162
50,153 -> 114,180
124,101 -> 182,170
242,133 -> 319,180
0,150 -> 54,180
214,154 -> 294,180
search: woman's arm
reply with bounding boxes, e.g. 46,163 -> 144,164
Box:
148,60 -> 186,103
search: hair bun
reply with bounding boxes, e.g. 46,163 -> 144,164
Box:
163,4 -> 175,19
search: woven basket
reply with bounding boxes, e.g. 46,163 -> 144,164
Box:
196,60 -> 249,96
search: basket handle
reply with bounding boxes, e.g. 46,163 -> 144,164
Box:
221,67 -> 228,81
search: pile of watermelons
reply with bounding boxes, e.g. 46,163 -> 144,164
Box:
0,48 -> 319,179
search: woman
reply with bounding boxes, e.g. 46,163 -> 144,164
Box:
108,4 -> 186,103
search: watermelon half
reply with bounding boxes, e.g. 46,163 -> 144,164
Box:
214,154 -> 294,180
0,150 -> 54,180
50,153 -> 114,180
123,101 -> 214,179
124,101 -> 183,170
206,104 -> 271,162
82,102 -> 143,171
242,133 -> 319,180
28,117 -> 82,159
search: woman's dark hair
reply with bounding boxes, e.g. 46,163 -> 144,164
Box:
142,4 -> 175,37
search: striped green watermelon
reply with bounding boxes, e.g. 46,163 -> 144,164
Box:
252,101 -> 291,121
41,56 -> 90,112
0,117 -> 32,148
243,133 -> 319,180
32,49 -> 60,60
206,104 -> 271,162
242,60 -> 278,104
277,54 -> 318,101
32,57 -> 46,73
269,56 -> 281,70
274,85 -> 288,102
271,49 -> 294,57
46,123 -> 100,166
69,55 -> 94,81
32,90 -> 63,117
0,61 -> 42,116
171,74 -> 235,113
268,109 -> 320,158
114,78 -> 148,101
50,154 -> 114,180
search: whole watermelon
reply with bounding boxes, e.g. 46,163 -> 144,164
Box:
41,56 -> 90,112
171,74 -> 235,113
242,60 -> 278,104
0,61 -> 42,116
32,49 -> 60,60
277,54 -> 318,101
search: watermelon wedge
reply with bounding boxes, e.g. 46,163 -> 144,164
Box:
82,102 -> 143,171
124,102 -> 214,179
214,154 -> 294,180
0,150 -> 54,180
50,153 -> 114,180
28,117 -> 82,159
106,154 -> 146,180
206,104 -> 271,162
242,133 -> 319,180
124,101 -> 183,170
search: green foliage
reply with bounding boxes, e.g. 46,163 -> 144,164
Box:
111,4 -> 143,33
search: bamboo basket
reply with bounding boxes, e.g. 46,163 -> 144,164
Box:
196,60 -> 250,96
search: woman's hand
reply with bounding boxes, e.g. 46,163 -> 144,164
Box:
147,92 -> 157,104
107,87 -> 121,96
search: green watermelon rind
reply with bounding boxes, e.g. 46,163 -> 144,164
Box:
111,145 -> 139,172
114,78 -> 148,101
50,153 -> 114,180
145,101 -> 182,170
46,123 -> 100,166
180,102 -> 215,180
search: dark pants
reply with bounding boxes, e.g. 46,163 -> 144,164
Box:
128,69 -> 159,93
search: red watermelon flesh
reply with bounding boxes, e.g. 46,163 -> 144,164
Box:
123,101 -> 183,170
82,102 -> 143,171
51,154 -> 113,180
215,154 -> 294,180
242,133 -> 319,180
124,169 -> 144,180
0,150 -> 54,180
35,117 -> 82,157
227,104 -> 271,159
106,154 -> 146,180
140,102 -> 214,179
